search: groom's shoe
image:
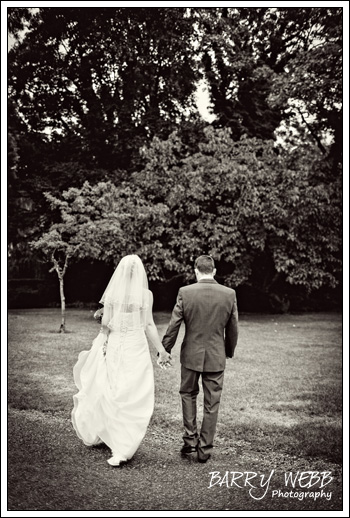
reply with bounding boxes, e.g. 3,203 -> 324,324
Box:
197,453 -> 211,463
180,444 -> 197,457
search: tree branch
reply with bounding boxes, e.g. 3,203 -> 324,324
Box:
296,108 -> 327,155
62,252 -> 69,277
51,250 -> 63,279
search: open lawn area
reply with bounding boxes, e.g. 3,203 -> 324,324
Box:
7,309 -> 343,511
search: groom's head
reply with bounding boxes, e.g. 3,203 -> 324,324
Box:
194,255 -> 216,279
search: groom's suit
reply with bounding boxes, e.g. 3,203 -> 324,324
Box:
162,278 -> 238,460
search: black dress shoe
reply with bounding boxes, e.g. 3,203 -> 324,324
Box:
181,445 -> 198,456
198,454 -> 211,463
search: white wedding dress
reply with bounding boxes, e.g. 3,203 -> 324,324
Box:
72,314 -> 154,465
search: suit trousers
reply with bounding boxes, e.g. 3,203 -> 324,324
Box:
179,364 -> 224,458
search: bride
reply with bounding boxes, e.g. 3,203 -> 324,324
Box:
71,254 -> 171,466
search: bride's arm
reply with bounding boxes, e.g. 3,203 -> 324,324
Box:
100,306 -> 111,336
145,291 -> 171,361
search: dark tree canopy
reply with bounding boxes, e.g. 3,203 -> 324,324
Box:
8,7 -> 343,311
31,128 -> 342,311
9,7 -> 342,163
195,7 -> 342,166
8,7 -> 199,170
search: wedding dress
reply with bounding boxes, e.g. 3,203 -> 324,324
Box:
71,255 -> 154,466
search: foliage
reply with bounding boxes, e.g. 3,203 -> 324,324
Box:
9,8 -> 342,310
8,131 -> 19,180
31,228 -> 77,264
8,7 -> 199,170
195,7 -> 342,165
7,8 -> 200,259
196,7 -> 283,139
31,128 -> 342,309
136,128 -> 342,303
31,181 -> 171,281
268,8 -> 342,171
30,227 -> 81,331
9,8 -> 342,171
8,7 -> 36,37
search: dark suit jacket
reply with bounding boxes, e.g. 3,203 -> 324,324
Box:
162,279 -> 238,372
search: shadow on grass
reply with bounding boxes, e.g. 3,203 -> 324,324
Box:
287,422 -> 342,463
8,408 -> 343,511
217,419 -> 342,464
48,330 -> 75,334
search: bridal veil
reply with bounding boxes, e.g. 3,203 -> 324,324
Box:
100,254 -> 150,331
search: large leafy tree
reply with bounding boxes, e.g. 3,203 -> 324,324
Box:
8,7 -> 199,170
196,7 -> 283,139
32,128 -> 342,311
32,180 -> 170,273
134,128 -> 342,308
10,8 -> 342,312
195,7 -> 342,165
8,7 -> 200,274
30,179 -> 170,325
8,7 -> 342,172
269,8 -> 342,172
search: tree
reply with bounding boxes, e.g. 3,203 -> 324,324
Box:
8,8 -> 201,274
30,180 -> 137,330
269,8 -> 342,173
133,127 -> 341,309
31,229 -> 79,332
195,8 -> 282,139
11,8 -> 342,312
195,6 -> 342,166
32,128 -> 342,311
8,7 -> 199,171
30,180 -> 171,324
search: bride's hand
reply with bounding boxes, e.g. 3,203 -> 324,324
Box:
101,334 -> 108,356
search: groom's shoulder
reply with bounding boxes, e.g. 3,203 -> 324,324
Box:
180,282 -> 235,294
215,283 -> 236,297
179,284 -> 195,293
219,283 -> 236,293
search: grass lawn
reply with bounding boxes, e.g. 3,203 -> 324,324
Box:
7,309 -> 343,511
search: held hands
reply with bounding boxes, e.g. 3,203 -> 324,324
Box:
157,350 -> 172,370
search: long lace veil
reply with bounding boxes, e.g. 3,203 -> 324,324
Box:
100,255 -> 149,331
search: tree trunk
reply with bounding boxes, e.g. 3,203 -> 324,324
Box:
268,292 -> 290,314
59,275 -> 66,333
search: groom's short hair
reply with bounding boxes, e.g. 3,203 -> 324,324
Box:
195,255 -> 215,274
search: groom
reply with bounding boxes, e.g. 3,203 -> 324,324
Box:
162,255 -> 238,463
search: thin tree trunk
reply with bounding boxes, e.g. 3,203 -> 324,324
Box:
59,275 -> 66,333
51,250 -> 70,334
